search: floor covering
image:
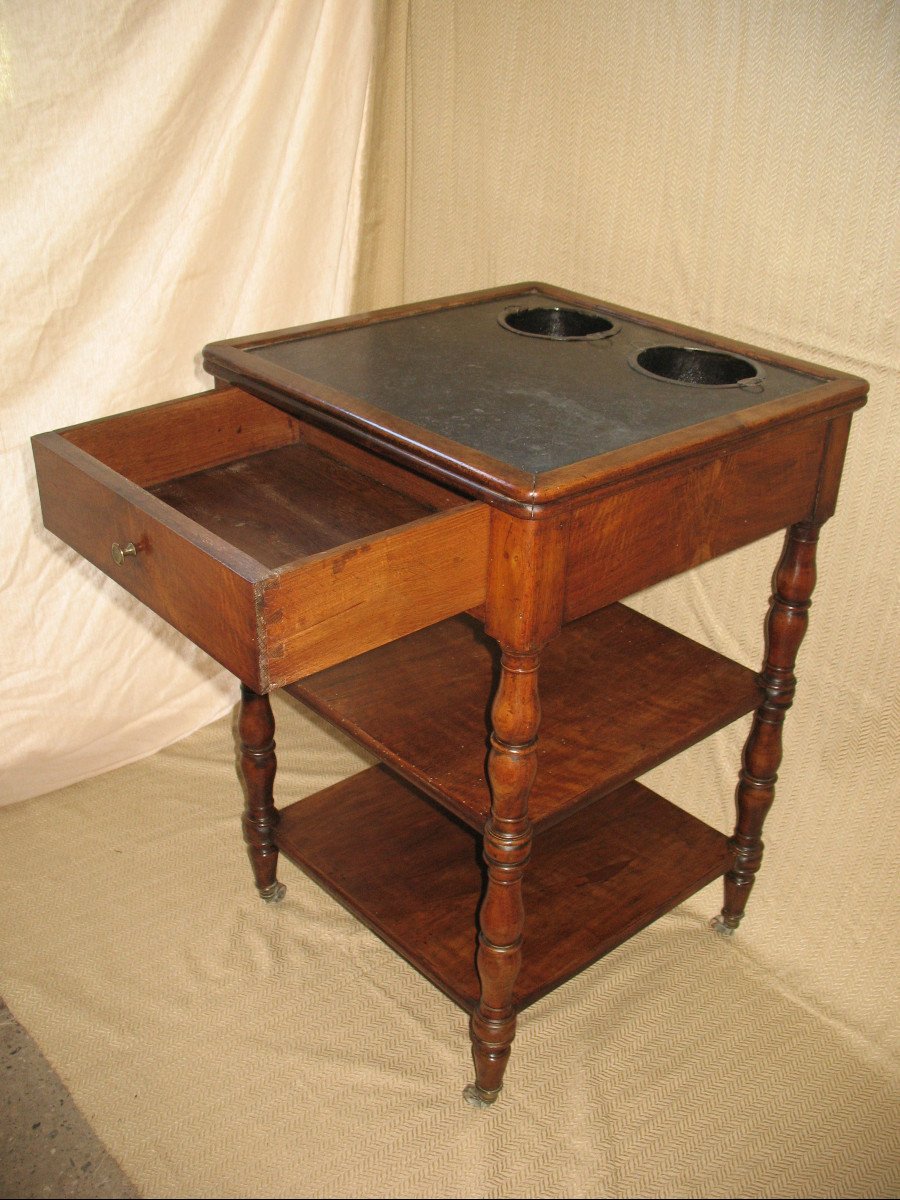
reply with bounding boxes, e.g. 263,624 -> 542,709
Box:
1,694 -> 897,1199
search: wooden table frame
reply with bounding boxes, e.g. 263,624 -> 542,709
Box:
34,283 -> 867,1105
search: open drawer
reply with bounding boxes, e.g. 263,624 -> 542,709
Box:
32,387 -> 490,691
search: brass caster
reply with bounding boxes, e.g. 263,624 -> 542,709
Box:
709,914 -> 735,936
259,881 -> 286,903
463,1083 -> 499,1109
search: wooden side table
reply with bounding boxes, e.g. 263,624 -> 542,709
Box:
33,283 -> 867,1104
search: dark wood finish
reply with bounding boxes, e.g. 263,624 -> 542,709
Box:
149,440 -> 435,568
61,387 -> 300,486
715,522 -> 821,932
33,282 -> 867,1105
464,515 -> 568,1103
32,395 -> 490,692
32,432 -> 266,686
286,604 -> 763,831
146,430 -> 490,683
564,419 -> 829,619
468,645 -> 537,1102
484,509 -> 568,648
238,687 -> 285,902
298,420 -> 467,511
275,766 -> 733,1011
809,413 -> 854,524
261,502 -> 489,687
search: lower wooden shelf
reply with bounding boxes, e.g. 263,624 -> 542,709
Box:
276,765 -> 733,1012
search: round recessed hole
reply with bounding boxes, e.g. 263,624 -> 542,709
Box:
499,306 -> 617,341
629,345 -> 762,388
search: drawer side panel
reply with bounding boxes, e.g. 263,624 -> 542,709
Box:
263,502 -> 491,685
565,420 -> 827,619
33,433 -> 266,689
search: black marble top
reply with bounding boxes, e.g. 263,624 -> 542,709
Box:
242,296 -> 818,474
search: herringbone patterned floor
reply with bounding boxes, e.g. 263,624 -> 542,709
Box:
0,694 -> 897,1198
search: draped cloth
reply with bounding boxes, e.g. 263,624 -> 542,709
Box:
0,0 -> 378,803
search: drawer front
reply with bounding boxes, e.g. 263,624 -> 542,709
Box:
34,428 -> 491,691
33,433 -> 267,688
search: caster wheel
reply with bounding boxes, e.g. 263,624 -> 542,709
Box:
463,1083 -> 498,1109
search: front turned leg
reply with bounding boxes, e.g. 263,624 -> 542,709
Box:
237,684 -> 286,903
465,650 -> 539,1108
712,521 -> 820,935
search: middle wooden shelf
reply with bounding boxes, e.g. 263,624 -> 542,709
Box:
286,602 -> 763,832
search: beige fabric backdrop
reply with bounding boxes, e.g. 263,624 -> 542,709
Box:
354,0 -> 900,1064
0,6 -> 897,1192
0,0 -> 378,804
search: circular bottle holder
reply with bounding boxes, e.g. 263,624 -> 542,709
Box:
498,305 -> 618,341
628,345 -> 763,389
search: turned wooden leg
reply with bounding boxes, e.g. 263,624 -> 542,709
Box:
237,684 -> 286,903
712,521 -> 820,935
464,650 -> 539,1107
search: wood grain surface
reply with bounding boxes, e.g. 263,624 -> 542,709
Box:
288,604 -> 763,830
276,765 -> 732,1011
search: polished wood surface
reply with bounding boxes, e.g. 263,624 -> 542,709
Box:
32,429 -> 266,686
261,501 -> 489,687
287,604 -> 763,830
32,282 -> 868,1105
299,420 -> 467,511
61,386 -> 300,486
564,418 -> 835,619
716,521 -> 820,932
33,391 -> 489,691
276,766 -> 732,1011
467,514 -> 567,1101
238,686 -> 284,903
149,439 -> 434,568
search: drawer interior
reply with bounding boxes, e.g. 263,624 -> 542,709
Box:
42,387 -> 489,688
61,387 -> 468,568
149,441 -> 435,570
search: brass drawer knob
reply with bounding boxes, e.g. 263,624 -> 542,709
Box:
111,541 -> 137,565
